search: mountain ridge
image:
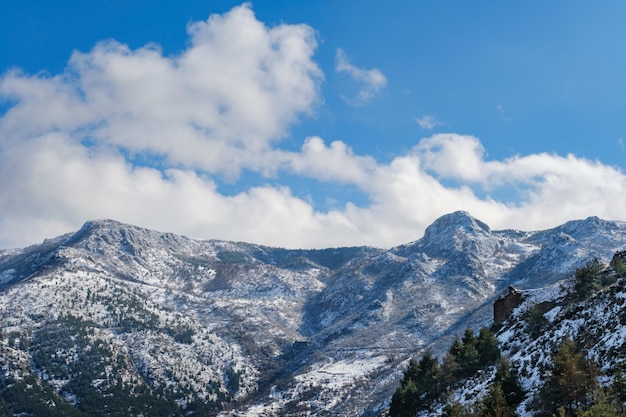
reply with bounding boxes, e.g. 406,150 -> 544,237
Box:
1,211 -> 626,416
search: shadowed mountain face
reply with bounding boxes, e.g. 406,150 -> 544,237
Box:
1,211 -> 625,416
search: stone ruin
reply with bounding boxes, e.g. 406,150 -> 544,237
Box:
493,285 -> 525,327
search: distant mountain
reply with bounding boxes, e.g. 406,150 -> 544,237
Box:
0,211 -> 625,416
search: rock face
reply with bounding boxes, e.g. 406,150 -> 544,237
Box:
0,211 -> 625,416
493,286 -> 525,327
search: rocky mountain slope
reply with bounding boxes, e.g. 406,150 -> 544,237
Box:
0,211 -> 625,416
392,251 -> 626,416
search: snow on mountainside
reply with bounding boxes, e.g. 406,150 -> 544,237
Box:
0,212 -> 625,416
420,252 -> 626,416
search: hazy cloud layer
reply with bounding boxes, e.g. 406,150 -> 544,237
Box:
1,5 -> 626,249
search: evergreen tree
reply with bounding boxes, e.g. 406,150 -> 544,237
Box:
389,328 -> 505,416
440,350 -> 460,389
417,352 -> 441,405
457,329 -> 480,378
610,255 -> 626,277
580,389 -> 619,417
526,304 -> 549,339
462,328 -> 478,348
404,359 -> 421,384
388,353 -> 441,416
389,359 -> 422,417
494,358 -> 525,408
442,401 -> 473,417
479,382 -> 517,417
574,259 -> 604,299
610,364 -> 626,415
477,328 -> 500,366
537,338 -> 596,416
389,379 -> 420,417
449,336 -> 464,359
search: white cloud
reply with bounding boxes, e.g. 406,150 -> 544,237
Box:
414,134 -> 490,182
287,136 -> 376,184
335,48 -> 387,106
3,129 -> 626,250
416,115 -> 443,130
2,6 -> 626,250
0,4 -> 322,177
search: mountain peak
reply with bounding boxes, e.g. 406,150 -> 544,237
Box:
421,211 -> 491,242
394,211 -> 495,259
429,210 -> 490,232
567,215 -> 619,231
526,216 -> 626,255
81,218 -> 131,231
63,219 -> 130,245
415,211 -> 496,259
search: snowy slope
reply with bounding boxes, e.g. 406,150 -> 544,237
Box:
429,254 -> 626,416
0,211 -> 625,416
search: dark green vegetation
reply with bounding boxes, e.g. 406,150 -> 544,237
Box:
0,299 -> 230,417
28,314 -> 182,416
389,254 -> 626,417
0,313 -> 197,417
388,327 -> 519,417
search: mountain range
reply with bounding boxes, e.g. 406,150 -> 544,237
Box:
0,211 -> 625,416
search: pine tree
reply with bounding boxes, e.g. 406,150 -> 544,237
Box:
462,328 -> 478,348
442,401 -> 472,417
388,353 -> 441,416
417,352 -> 441,405
537,338 -> 596,416
574,259 -> 604,299
495,358 -> 525,408
457,329 -> 480,378
610,363 -> 626,415
404,359 -> 421,384
526,304 -> 549,339
580,389 -> 619,417
389,379 -> 420,417
610,255 -> 626,277
477,328 -> 500,366
440,350 -> 459,389
479,382 -> 517,417
449,336 -> 464,359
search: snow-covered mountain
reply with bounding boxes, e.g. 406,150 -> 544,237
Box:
0,211 -> 625,416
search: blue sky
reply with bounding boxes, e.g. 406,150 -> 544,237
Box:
1,1 -> 626,249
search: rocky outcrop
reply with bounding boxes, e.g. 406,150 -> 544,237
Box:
493,286 -> 525,327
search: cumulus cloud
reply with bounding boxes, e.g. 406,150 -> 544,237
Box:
3,129 -> 626,250
287,136 -> 377,184
2,5 -> 626,250
0,4 -> 322,177
335,48 -> 387,105
416,115 -> 444,130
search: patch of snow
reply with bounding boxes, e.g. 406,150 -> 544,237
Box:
544,306 -> 562,323
0,269 -> 15,285
294,355 -> 387,391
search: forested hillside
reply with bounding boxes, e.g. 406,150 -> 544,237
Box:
387,253 -> 626,416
